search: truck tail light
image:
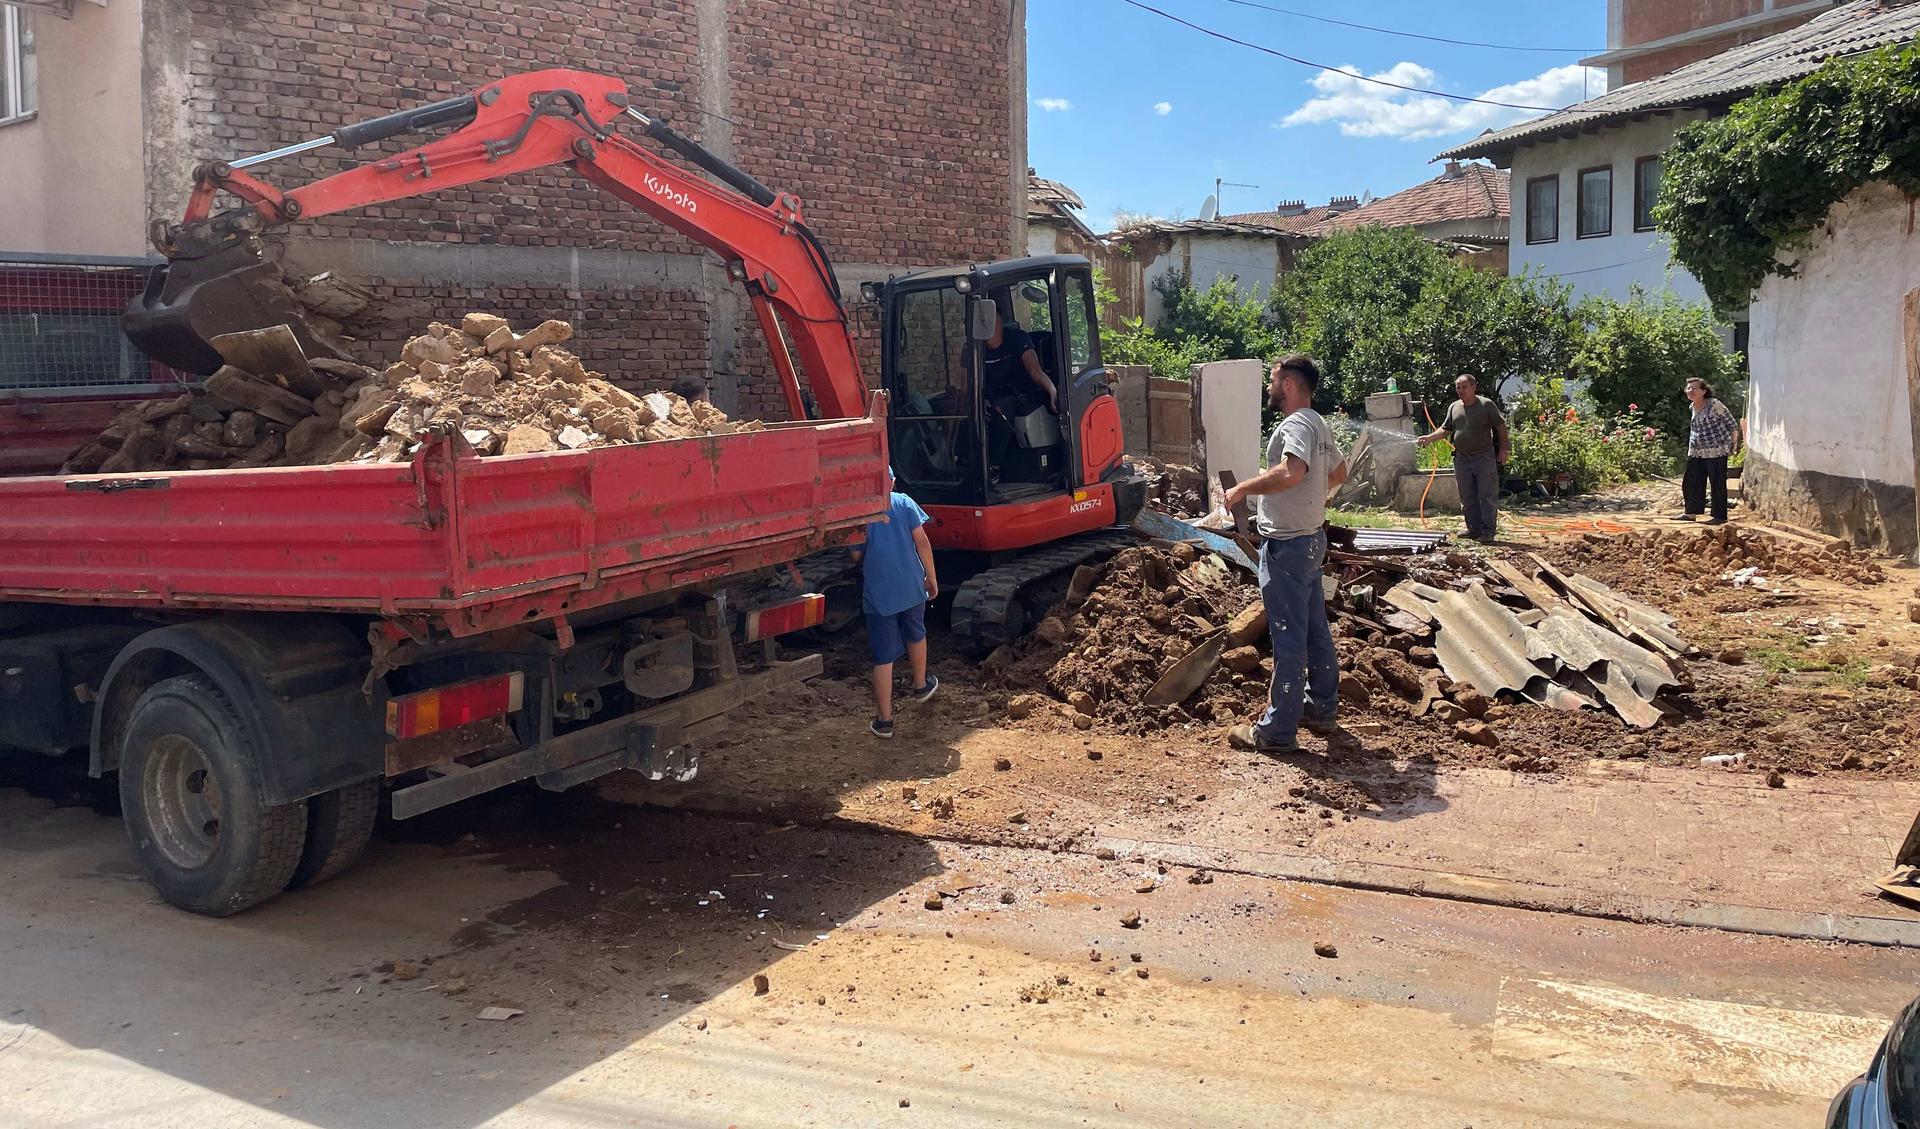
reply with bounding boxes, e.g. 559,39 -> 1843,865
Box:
386,672 -> 525,739
744,593 -> 825,642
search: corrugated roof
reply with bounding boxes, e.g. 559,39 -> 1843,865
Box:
1108,217 -> 1309,240
1302,164 -> 1509,237
1027,171 -> 1098,242
1436,0 -> 1920,162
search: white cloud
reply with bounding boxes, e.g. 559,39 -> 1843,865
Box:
1034,97 -> 1073,112
1153,101 -> 1173,116
1278,63 -> 1606,141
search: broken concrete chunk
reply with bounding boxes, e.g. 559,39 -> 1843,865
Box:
205,366 -> 316,427
400,332 -> 463,369
482,325 -> 517,355
461,428 -> 502,455
455,359 -> 502,396
1226,602 -> 1267,648
502,424 -> 556,456
221,410 -> 260,449
512,319 -> 573,352
461,312 -> 511,340
532,345 -> 588,383
556,425 -> 594,450
347,388 -> 400,436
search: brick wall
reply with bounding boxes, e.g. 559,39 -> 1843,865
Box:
1621,0 -> 1765,46
171,0 -> 1016,420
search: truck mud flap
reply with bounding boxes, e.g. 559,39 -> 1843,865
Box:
389,655 -> 821,820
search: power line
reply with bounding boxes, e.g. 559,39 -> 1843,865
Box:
1217,0 -> 1601,55
1118,0 -> 1564,112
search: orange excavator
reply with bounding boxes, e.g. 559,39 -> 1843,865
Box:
126,68 -> 1148,650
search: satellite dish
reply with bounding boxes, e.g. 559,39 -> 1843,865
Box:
1198,194 -> 1219,221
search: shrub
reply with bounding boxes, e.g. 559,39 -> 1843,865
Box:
1101,315 -> 1221,382
1574,289 -> 1743,439
1507,378 -> 1673,493
1153,270 -> 1282,362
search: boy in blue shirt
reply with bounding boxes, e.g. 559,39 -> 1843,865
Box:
853,474 -> 940,738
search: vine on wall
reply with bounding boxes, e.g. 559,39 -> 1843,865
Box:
1658,42 -> 1920,316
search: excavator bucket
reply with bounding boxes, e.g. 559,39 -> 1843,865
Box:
123,240 -> 352,376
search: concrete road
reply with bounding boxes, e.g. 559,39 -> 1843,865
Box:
3,758 -> 1915,1128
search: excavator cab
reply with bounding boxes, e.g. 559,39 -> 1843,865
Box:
879,256 -> 1130,528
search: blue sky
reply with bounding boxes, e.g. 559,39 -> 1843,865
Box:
1027,0 -> 1608,228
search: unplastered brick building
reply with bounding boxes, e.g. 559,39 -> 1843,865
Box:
0,0 -> 1029,420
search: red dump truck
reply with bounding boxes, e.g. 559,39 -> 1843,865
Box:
0,70 -> 891,915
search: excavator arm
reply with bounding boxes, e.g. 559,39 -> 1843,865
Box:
128,69 -> 867,422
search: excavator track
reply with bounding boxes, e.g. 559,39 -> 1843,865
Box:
949,528 -> 1141,652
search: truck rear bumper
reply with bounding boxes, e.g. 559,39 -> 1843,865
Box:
389,654 -> 822,819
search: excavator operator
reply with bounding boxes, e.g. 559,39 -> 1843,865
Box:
980,294 -> 1058,413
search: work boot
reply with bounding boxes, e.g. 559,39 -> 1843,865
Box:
1227,723 -> 1300,755
1302,713 -> 1340,738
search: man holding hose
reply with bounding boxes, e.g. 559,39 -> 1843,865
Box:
1417,373 -> 1509,543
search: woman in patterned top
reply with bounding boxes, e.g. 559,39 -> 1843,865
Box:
1676,377 -> 1742,525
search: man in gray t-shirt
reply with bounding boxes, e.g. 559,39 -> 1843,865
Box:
1222,355 -> 1349,754
1418,373 -> 1509,542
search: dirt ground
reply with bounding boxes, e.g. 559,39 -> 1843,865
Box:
5,757 -> 1916,1128
684,498 -> 1919,844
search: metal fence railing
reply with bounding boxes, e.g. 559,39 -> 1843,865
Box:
0,253 -> 193,396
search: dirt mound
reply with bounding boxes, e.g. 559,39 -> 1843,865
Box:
64,313 -> 758,474
1554,523 -> 1886,595
996,544 -> 1261,732
994,543 -> 1454,735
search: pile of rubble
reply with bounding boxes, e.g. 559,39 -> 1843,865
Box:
65,314 -> 756,474
997,530 -> 1698,746
1122,457 -> 1209,518
1557,523 -> 1886,593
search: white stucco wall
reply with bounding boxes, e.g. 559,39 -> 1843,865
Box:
1748,180 -> 1919,491
1143,233 -> 1282,324
1191,359 -> 1264,502
0,0 -> 148,256
1027,224 -> 1058,258
1506,113 -> 1710,306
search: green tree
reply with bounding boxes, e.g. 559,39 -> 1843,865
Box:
1153,270 -> 1282,363
1273,227 -> 1578,410
1573,289 -> 1743,439
1271,227 -> 1449,405
1348,267 -> 1577,409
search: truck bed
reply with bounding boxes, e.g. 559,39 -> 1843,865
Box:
0,401 -> 888,637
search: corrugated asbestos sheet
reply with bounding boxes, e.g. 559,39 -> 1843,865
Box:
1406,572 -> 1688,730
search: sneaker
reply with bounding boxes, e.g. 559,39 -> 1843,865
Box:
908,673 -> 940,704
1302,713 -> 1340,737
1705,517 -> 1728,526
871,717 -> 895,739
1671,514 -> 1699,522
1227,723 -> 1300,754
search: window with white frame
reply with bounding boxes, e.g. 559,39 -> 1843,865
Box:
2,5 -> 36,126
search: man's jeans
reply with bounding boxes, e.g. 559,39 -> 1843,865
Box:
1454,447 -> 1500,540
1253,528 -> 1338,746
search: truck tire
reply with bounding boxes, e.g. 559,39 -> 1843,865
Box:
287,780 -> 380,890
117,673 -> 308,916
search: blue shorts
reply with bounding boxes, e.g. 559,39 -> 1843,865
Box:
866,603 -> 927,666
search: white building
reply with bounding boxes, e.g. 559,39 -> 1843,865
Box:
1434,0 -> 1920,346
1746,181 -> 1919,556
1105,218 -> 1305,326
